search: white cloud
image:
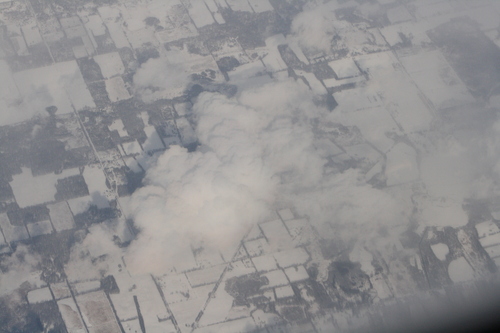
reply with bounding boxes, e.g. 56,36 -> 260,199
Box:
64,223 -> 126,282
0,245 -> 42,297
290,7 -> 337,54
124,79 -> 407,274
133,57 -> 190,102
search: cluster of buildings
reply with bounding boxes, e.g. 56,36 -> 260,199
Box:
2,0 -> 500,332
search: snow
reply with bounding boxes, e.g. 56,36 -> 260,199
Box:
252,255 -> 278,272
165,45 -> 221,82
387,6 -> 413,24
0,59 -> 20,103
261,35 -> 288,73
105,76 -> 131,102
262,270 -> 289,288
323,75 -> 364,89
110,293 -> 138,321
77,291 -> 122,333
197,284 -> 234,327
385,143 -> 419,186
27,287 -> 53,304
448,257 -> 475,283
244,237 -> 271,257
476,221 -> 500,249
15,60 -> 95,111
186,265 -> 225,287
285,218 -> 313,245
126,27 -> 157,49
371,275 -> 393,300
466,6 -> 500,31
314,138 -> 343,157
195,316 -> 256,333
194,247 -> 225,267
359,52 -> 433,133
157,320 -> 177,333
475,221 -> 500,238
420,144 -> 472,201
260,219 -> 293,250
174,102 -> 191,117
83,165 -> 108,198
277,209 -> 294,221
296,70 -> 327,95
478,233 -> 500,248
73,45 -> 88,58
485,244 -> 500,259
176,118 -> 197,147
287,40 -> 309,65
248,0 -> 274,13
67,195 -> 110,215
400,50 -> 475,110
414,1 -> 454,19
51,282 -> 71,300
187,1 -> 215,28
154,5 -> 198,43
349,244 -> 375,275
109,118 -> 127,137
244,224 -> 263,241
143,126 -> 165,152
226,260 -> 256,278
124,156 -> 143,173
102,20 -> 131,49
121,5 -> 149,32
10,167 -> 80,208
365,160 -> 383,182
94,52 -> 125,79
430,243 -> 449,261
0,230 -> 6,247
380,21 -> 432,48
122,319 -> 143,333
0,213 -> 29,243
73,280 -> 101,294
214,0 -> 229,8
60,16 -> 81,29
58,297 -> 86,333
83,15 -> 106,36
345,144 -> 380,165
333,88 -> 382,112
1,60 -> 93,126
328,58 -> 360,79
21,22 -> 42,46
275,285 -> 295,299
273,247 -> 310,268
12,34 -> 29,56
262,51 -> 287,73
27,220 -> 53,237
133,275 -> 171,330
204,0 -> 219,13
284,265 -> 309,282
157,273 -> 192,304
64,24 -> 87,40
332,106 -> 398,153
226,0 -> 253,12
252,309 -> 282,328
121,140 -> 143,156
228,61 -> 269,87
47,201 -> 76,231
